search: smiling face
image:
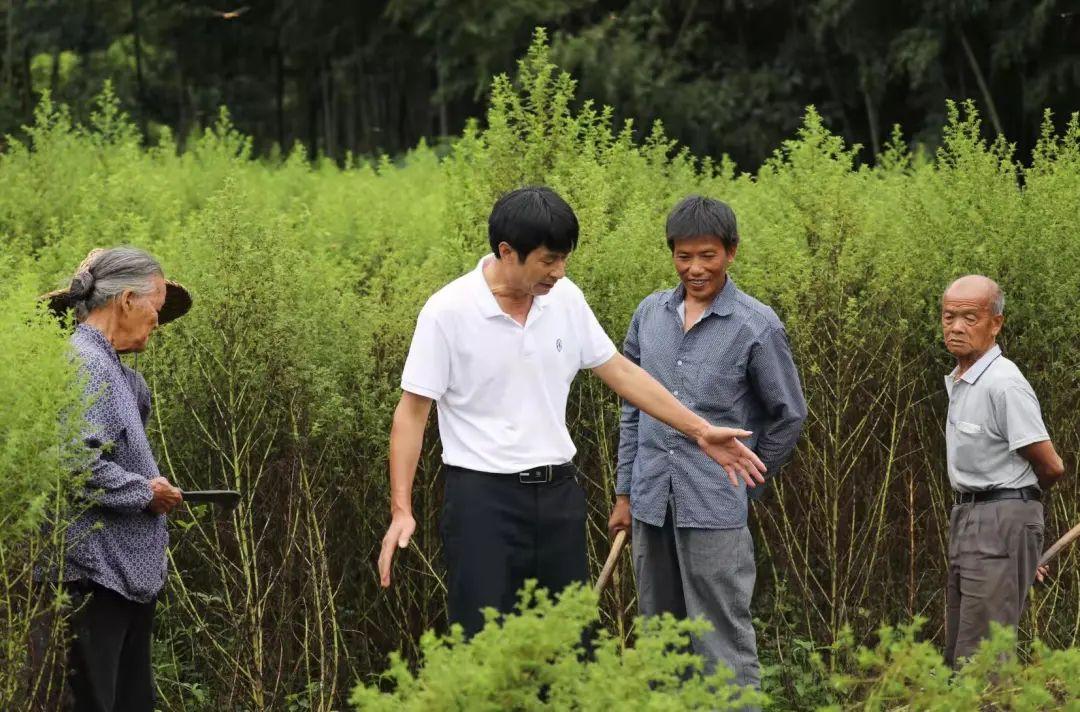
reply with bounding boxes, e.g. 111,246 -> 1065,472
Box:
671,234 -> 737,303
498,243 -> 569,296
941,277 -> 1003,363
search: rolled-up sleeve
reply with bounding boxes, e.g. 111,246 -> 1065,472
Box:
747,325 -> 807,475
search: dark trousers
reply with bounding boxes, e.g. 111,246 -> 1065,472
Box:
440,466 -> 588,636
945,499 -> 1043,666
66,582 -> 157,712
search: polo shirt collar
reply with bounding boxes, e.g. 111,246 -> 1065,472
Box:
948,344 -> 1002,385
660,276 -> 737,318
470,256 -> 550,319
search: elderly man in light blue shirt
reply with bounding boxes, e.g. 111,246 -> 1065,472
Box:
941,275 -> 1065,666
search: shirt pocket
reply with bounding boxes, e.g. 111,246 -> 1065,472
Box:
955,420 -> 984,435
951,418 -> 995,474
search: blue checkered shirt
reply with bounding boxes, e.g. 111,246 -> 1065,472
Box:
616,278 -> 807,529
63,324 -> 167,603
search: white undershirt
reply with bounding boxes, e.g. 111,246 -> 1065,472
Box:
677,301 -> 703,329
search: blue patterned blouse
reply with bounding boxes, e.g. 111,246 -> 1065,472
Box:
64,324 -> 167,603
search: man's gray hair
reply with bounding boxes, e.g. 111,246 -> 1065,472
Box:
989,283 -> 1005,316
68,247 -> 163,321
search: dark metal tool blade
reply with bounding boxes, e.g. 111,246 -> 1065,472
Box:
182,490 -> 241,510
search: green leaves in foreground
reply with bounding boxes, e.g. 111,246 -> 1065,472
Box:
349,582 -> 764,711
826,620 -> 1080,711
353,591 -> 1080,711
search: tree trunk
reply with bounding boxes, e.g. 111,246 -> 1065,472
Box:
4,0 -> 14,91
131,0 -> 147,138
435,39 -> 448,137
49,50 -> 60,94
21,44 -> 32,112
174,31 -> 187,152
957,26 -> 1004,136
862,85 -> 880,158
275,29 -> 285,152
321,58 -> 335,160
345,53 -> 357,157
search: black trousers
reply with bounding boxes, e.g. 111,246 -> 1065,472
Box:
66,582 -> 157,712
440,466 -> 588,636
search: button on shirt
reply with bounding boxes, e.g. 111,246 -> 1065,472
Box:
616,279 -> 807,529
401,256 -> 617,473
945,344 -> 1049,492
65,324 -> 166,603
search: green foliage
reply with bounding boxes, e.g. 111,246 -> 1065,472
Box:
1,28 -> 1079,711
0,258 -> 84,707
350,583 -> 765,711
826,621 -> 1080,711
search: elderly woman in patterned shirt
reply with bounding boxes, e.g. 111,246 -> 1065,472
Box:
43,246 -> 190,712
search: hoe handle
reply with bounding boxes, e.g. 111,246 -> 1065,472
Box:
1040,520 -> 1080,567
594,529 -> 628,595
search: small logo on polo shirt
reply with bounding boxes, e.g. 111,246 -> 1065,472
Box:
556,338 -> 563,352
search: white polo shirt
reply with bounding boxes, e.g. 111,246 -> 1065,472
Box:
401,256 -> 617,473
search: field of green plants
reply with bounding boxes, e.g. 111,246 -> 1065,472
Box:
2,34 -> 1080,710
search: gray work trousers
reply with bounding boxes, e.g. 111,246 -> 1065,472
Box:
632,509 -> 759,689
945,498 -> 1043,666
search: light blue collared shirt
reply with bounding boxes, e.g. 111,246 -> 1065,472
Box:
945,344 -> 1049,492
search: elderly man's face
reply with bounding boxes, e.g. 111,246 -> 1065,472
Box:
116,275 -> 167,353
941,282 -> 1003,362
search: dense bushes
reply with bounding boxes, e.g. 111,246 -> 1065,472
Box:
351,585 -> 1080,711
0,263 -> 83,706
1,30 -> 1079,710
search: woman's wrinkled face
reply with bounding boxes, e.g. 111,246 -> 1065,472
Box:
117,275 -> 167,353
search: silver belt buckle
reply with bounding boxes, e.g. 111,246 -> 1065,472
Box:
518,466 -> 553,484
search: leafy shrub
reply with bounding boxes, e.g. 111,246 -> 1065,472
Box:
826,621 -> 1080,711
350,583 -> 765,711
0,260 -> 83,708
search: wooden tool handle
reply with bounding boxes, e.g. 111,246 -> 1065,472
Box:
1040,520 -> 1080,567
594,529 -> 628,595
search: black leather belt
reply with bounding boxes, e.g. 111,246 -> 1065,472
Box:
953,486 -> 1041,505
447,463 -> 578,485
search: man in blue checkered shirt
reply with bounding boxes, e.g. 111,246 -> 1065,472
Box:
608,195 -> 807,689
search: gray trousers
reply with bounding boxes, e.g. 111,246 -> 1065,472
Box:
945,499 -> 1043,666
632,511 -> 759,688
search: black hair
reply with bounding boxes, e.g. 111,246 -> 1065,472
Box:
488,186 -> 579,261
665,195 -> 739,252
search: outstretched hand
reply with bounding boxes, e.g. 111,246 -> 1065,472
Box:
697,427 -> 766,488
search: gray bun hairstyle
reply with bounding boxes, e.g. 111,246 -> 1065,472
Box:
70,247 -> 164,322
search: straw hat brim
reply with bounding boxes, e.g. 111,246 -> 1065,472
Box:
40,280 -> 193,325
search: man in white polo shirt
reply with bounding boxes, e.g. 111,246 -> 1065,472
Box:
378,186 -> 767,635
941,275 -> 1065,666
